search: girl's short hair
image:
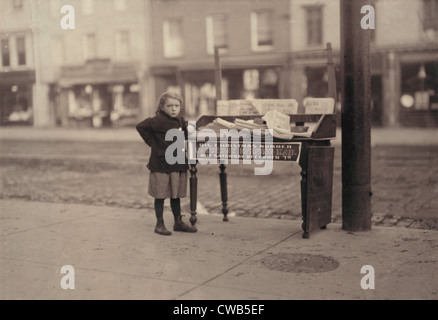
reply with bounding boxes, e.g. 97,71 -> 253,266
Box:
156,91 -> 183,115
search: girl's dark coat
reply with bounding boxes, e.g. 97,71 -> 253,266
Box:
136,111 -> 189,173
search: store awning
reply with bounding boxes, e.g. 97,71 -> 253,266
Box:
0,70 -> 35,85
58,60 -> 139,87
151,53 -> 288,75
58,73 -> 138,87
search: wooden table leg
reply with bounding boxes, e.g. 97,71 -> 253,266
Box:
300,144 -> 335,239
219,163 -> 229,221
189,163 -> 197,226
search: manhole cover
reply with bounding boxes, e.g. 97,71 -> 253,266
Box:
260,253 -> 339,273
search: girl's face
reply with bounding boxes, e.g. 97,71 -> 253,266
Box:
162,98 -> 181,118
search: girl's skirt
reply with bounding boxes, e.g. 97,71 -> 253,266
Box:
148,171 -> 188,199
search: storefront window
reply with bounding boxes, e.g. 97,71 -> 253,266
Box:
110,83 -> 139,126
401,62 -> 438,111
0,84 -> 32,125
400,61 -> 438,127
304,66 -> 328,98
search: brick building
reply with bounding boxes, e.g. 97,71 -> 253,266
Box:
0,0 -> 36,126
149,0 -> 438,127
1,0 -> 154,127
149,0 -> 295,118
1,0 -> 437,127
370,0 -> 438,127
290,0 -> 438,127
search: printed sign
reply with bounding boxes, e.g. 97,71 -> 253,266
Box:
191,141 -> 301,162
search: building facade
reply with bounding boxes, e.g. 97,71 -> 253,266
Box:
1,0 -> 155,127
0,0 -> 36,126
371,0 -> 438,127
1,0 -> 437,127
290,0 -> 438,127
150,0 -> 438,127
150,0 -> 294,119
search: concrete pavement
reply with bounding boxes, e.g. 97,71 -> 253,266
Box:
1,125 -> 437,301
0,198 -> 437,300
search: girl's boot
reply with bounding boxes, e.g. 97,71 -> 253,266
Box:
155,218 -> 172,236
173,215 -> 197,233
171,198 -> 197,233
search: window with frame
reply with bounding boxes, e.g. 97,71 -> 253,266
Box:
1,39 -> 10,67
304,5 -> 323,46
50,0 -> 60,17
81,0 -> 94,15
114,0 -> 127,11
115,30 -> 131,59
251,10 -> 273,51
13,0 -> 23,10
423,0 -> 438,32
16,36 -> 26,65
206,13 -> 228,55
163,18 -> 183,58
51,35 -> 65,66
82,33 -> 96,61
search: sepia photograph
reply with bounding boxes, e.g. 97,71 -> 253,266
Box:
0,0 -> 437,305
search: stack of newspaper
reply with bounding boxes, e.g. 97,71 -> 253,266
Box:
197,118 -> 268,139
197,118 -> 234,131
262,109 -> 327,139
262,109 -> 294,140
233,118 -> 267,130
196,118 -> 234,139
196,110 -> 324,140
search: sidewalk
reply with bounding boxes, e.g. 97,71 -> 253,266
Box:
0,199 -> 437,300
1,126 -> 437,300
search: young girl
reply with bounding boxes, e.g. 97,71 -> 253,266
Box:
136,92 -> 197,236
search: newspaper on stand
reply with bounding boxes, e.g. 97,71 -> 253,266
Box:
217,99 -> 298,116
262,109 -> 294,140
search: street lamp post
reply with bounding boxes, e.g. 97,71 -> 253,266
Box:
340,0 -> 372,231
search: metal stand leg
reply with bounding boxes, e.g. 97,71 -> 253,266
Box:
219,163 -> 228,221
300,166 -> 309,239
189,163 -> 197,226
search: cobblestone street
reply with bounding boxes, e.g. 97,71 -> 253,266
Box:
1,132 -> 437,230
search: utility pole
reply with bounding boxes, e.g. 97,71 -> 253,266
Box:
340,0 -> 372,231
